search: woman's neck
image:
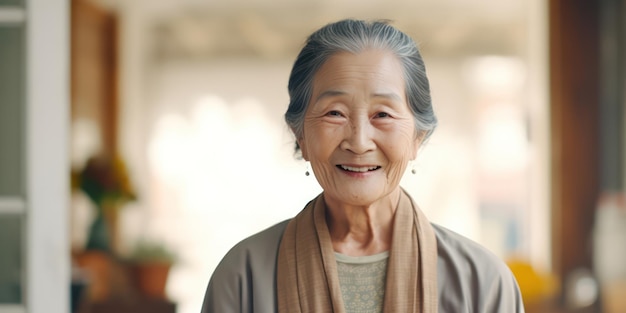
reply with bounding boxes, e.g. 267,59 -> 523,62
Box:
324,188 -> 400,256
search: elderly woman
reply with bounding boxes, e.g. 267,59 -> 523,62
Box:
201,19 -> 524,313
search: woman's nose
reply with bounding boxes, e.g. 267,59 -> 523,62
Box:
340,117 -> 376,154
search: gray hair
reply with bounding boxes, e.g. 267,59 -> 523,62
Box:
285,19 -> 437,153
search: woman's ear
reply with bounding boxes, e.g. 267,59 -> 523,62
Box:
298,137 -> 309,161
291,126 -> 309,161
410,132 -> 425,160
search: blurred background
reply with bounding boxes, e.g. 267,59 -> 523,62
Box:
0,0 -> 624,312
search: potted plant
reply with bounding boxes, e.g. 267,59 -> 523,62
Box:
126,239 -> 177,299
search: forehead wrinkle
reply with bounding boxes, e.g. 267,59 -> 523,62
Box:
371,92 -> 403,102
311,51 -> 406,106
314,90 -> 347,103
314,90 -> 403,104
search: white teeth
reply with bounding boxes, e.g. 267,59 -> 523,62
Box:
340,165 -> 379,172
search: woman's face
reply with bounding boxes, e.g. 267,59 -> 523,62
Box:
298,49 -> 422,208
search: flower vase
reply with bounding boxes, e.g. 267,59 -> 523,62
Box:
85,203 -> 119,253
85,210 -> 110,252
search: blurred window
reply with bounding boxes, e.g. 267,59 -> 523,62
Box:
0,7 -> 25,310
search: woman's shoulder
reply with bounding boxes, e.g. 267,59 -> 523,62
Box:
432,222 -> 514,280
432,223 -> 506,269
218,219 -> 290,269
232,220 -> 290,250
202,220 -> 290,313
432,223 -> 525,312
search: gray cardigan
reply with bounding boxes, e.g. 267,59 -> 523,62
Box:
201,220 -> 525,313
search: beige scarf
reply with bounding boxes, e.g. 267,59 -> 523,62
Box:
277,189 -> 438,313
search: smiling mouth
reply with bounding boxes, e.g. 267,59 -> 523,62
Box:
337,165 -> 381,172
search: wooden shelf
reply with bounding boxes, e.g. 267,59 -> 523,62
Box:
77,298 -> 176,313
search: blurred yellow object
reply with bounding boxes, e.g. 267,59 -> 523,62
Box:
506,258 -> 559,307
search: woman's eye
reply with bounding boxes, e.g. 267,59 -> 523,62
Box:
375,112 -> 391,118
326,110 -> 342,117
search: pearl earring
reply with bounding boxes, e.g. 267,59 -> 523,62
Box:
305,162 -> 310,176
